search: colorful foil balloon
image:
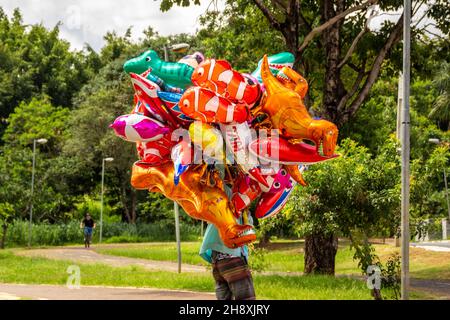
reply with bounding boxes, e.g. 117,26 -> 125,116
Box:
191,59 -> 261,107
110,114 -> 169,142
188,121 -> 225,164
251,52 -> 295,83
248,136 -> 339,165
260,55 -> 339,157
112,49 -> 341,248
157,91 -> 193,126
180,87 -> 249,124
255,177 -> 297,219
131,162 -> 256,248
179,52 -> 205,69
171,140 -> 192,185
130,72 -> 180,128
124,50 -> 194,89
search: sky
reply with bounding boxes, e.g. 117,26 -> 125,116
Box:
0,0 -> 224,51
0,1 -> 438,53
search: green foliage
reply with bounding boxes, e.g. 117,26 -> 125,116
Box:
4,220 -> 201,247
0,8 -> 94,126
3,96 -> 69,151
410,145 -> 450,224
429,62 -> 450,129
286,138 -> 401,239
248,245 -> 269,272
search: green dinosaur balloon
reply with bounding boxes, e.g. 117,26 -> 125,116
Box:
123,50 -> 194,89
251,52 -> 295,83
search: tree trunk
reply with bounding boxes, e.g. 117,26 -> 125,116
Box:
121,186 -> 132,223
1,224 -> 7,249
130,189 -> 137,224
304,233 -> 338,275
321,0 -> 346,124
259,232 -> 271,247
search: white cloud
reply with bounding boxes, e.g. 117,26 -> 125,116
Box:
0,0 -> 223,51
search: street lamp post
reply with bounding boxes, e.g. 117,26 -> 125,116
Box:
400,0 -> 412,301
163,42 -> 190,274
163,43 -> 190,62
28,138 -> 48,247
100,157 -> 114,243
429,138 -> 450,221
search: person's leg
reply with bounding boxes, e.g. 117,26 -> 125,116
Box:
83,229 -> 88,248
217,257 -> 256,300
87,231 -> 92,248
212,262 -> 233,300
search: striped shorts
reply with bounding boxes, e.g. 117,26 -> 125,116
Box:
212,253 -> 256,300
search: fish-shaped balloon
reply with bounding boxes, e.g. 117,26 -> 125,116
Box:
110,114 -> 169,143
180,87 -> 249,124
192,59 -> 261,107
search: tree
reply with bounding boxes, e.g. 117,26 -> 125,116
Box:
160,0 -> 450,274
285,138 -> 400,275
63,56 -> 140,223
429,62 -> 450,130
0,148 -> 31,247
162,0 -> 450,125
0,7 -> 96,135
1,96 -> 77,223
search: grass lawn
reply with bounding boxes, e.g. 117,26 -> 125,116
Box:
94,240 -> 362,274
94,240 -> 450,280
0,250 -> 374,300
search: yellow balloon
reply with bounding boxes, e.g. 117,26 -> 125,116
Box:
131,161 -> 256,248
188,121 -> 225,162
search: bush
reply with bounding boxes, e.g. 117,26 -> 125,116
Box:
4,219 -> 201,247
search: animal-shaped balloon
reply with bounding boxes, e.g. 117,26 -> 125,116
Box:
191,59 -> 261,107
249,136 -> 339,165
260,55 -> 339,157
180,87 -> 249,124
255,177 -> 297,219
131,162 -> 256,248
124,50 -> 194,89
157,91 -> 193,126
136,133 -> 175,165
231,174 -> 261,217
179,52 -> 205,69
171,140 -> 192,185
251,52 -> 295,83
110,114 -> 169,143
130,72 -> 179,128
189,122 -> 225,164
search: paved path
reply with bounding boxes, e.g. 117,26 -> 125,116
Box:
16,247 -> 207,273
11,246 -> 450,299
410,279 -> 450,299
411,241 -> 450,252
0,283 -> 215,300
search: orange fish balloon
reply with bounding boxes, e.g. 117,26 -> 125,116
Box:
192,59 -> 261,107
260,55 -> 339,156
180,87 -> 249,124
131,162 -> 256,248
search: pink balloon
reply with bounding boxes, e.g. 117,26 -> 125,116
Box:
110,114 -> 170,142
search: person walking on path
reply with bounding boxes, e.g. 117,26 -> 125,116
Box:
80,213 -> 96,248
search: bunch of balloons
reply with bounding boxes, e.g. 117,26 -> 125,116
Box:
110,49 -> 339,248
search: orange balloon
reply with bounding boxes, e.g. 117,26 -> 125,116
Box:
131,162 -> 256,248
285,164 -> 307,187
180,87 -> 249,124
260,55 -> 339,157
276,66 -> 309,99
192,59 -> 261,107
